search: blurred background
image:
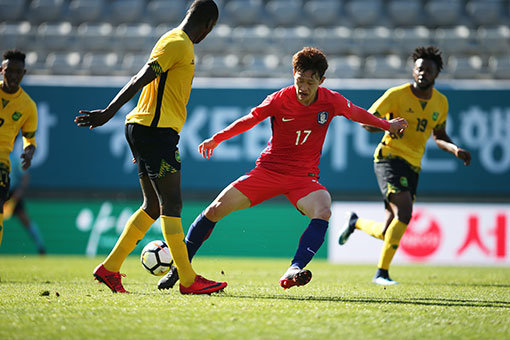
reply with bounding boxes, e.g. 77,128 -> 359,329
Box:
0,0 -> 509,78
0,0 -> 509,263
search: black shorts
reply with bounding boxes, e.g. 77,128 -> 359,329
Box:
374,158 -> 419,202
0,163 -> 10,203
125,123 -> 181,180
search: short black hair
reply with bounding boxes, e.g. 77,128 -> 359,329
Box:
412,46 -> 443,72
292,47 -> 328,79
188,0 -> 219,24
3,49 -> 26,63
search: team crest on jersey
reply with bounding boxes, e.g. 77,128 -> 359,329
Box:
12,111 -> 22,121
317,111 -> 329,125
432,112 -> 439,121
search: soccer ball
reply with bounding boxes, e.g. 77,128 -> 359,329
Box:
140,240 -> 172,276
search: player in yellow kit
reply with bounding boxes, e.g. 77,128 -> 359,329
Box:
338,46 -> 471,285
75,0 -> 226,294
0,49 -> 37,249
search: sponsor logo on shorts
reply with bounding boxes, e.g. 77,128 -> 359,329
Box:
158,159 -> 177,178
175,150 -> 181,163
400,176 -> 408,187
282,117 -> 295,122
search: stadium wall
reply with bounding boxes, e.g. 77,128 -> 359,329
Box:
2,77 -> 509,264
17,76 -> 510,199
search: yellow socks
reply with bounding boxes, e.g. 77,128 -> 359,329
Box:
161,215 -> 196,287
103,209 -> 155,273
0,213 -> 3,247
378,219 -> 408,270
356,218 -> 385,240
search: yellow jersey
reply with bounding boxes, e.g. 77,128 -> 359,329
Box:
125,28 -> 195,132
369,83 -> 448,170
0,83 -> 37,171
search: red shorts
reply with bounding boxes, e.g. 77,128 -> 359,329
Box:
232,166 -> 327,208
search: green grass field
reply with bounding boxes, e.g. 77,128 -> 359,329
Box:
0,256 -> 509,340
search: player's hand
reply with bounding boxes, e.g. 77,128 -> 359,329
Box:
75,109 -> 115,129
456,148 -> 471,166
20,144 -> 35,170
198,138 -> 219,159
388,117 -> 408,135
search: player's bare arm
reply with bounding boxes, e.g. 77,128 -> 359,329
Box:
433,126 -> 471,165
20,144 -> 35,170
75,63 -> 158,129
362,124 -> 384,132
362,118 -> 407,134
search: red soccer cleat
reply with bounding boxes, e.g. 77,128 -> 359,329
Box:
279,268 -> 312,289
93,264 -> 129,293
179,275 -> 227,295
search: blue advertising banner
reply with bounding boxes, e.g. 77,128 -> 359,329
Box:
16,78 -> 510,196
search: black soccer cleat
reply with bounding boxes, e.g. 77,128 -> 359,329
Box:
157,263 -> 179,290
338,211 -> 358,245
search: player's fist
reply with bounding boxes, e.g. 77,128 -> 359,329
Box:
456,148 -> 471,166
388,117 -> 408,135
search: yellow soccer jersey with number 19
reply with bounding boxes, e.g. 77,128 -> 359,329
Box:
369,83 -> 448,170
0,83 -> 37,171
126,28 -> 194,132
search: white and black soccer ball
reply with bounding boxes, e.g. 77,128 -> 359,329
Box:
140,240 -> 172,276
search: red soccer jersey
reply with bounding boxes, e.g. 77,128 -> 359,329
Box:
213,85 -> 390,177
251,85 -> 353,176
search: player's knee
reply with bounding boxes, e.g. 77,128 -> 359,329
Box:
204,203 -> 223,221
396,208 -> 412,224
315,206 -> 331,221
142,202 -> 160,220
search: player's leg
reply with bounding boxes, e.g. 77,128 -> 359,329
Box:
186,184 -> 251,261
94,175 -> 157,293
93,125 -> 159,293
102,175 -> 158,272
0,205 -> 3,248
293,189 -> 331,268
0,167 -> 10,248
350,201 -> 393,243
153,171 -> 227,294
0,199 -> 4,248
15,201 -> 46,254
151,170 -> 196,287
280,188 -> 331,289
374,191 -> 412,285
160,168 -> 273,290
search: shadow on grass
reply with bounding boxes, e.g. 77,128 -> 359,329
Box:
219,293 -> 510,309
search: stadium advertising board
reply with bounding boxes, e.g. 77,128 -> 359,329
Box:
0,199 -> 314,258
18,80 -> 510,196
329,202 -> 510,265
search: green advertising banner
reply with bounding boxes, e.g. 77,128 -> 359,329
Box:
15,79 -> 510,197
0,199 -> 323,259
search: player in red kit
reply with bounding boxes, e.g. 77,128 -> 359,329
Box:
158,47 -> 408,290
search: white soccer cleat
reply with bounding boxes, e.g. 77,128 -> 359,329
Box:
372,276 -> 399,285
